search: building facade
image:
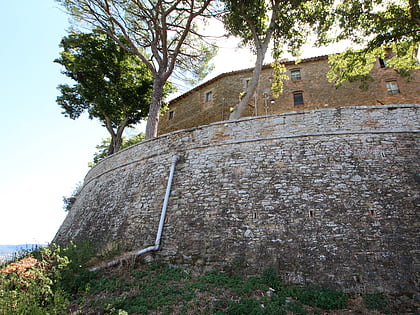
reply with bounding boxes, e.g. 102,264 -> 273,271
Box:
158,55 -> 420,135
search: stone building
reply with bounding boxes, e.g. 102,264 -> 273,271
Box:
158,54 -> 420,135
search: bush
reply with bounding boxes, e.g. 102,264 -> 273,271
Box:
363,293 -> 390,313
0,250 -> 69,314
262,267 -> 283,291
48,241 -> 96,294
292,285 -> 347,309
0,241 -> 98,315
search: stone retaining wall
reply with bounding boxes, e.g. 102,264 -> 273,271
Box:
54,105 -> 419,296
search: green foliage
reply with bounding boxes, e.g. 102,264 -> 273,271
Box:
56,0 -> 215,138
323,0 -> 420,86
289,285 -> 348,309
331,0 -> 419,46
222,0 -> 332,55
86,262 -> 194,314
55,29 -> 154,154
328,42 -> 420,88
363,293 -> 391,313
262,266 -> 283,291
62,181 -> 82,212
223,297 -> 266,315
0,241 -> 99,314
47,242 -> 96,294
89,132 -> 145,167
0,248 -> 70,314
1,252 -> 372,314
223,0 -> 268,48
271,61 -> 289,97
327,48 -> 377,89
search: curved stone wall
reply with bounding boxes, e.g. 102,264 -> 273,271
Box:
54,105 -> 419,295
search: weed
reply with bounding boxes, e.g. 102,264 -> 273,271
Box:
285,300 -> 308,315
363,293 -> 391,314
291,285 -> 348,309
46,241 -> 96,294
200,269 -> 241,288
232,276 -> 266,295
2,252 -> 391,314
262,266 -> 283,291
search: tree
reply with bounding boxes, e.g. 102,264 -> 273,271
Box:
323,0 -> 420,87
56,0 -> 217,139
222,0 -> 333,119
55,29 -> 155,154
89,133 -> 145,167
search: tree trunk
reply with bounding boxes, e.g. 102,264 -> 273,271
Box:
145,77 -> 165,139
108,135 -> 122,156
110,123 -> 126,154
229,5 -> 277,120
104,116 -> 128,155
229,49 -> 266,120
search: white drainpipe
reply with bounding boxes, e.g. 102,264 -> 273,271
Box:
136,155 -> 180,255
90,155 -> 180,271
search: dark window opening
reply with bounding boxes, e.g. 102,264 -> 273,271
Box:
245,79 -> 251,90
293,92 -> 304,106
168,111 -> 174,120
205,91 -> 213,102
379,58 -> 387,68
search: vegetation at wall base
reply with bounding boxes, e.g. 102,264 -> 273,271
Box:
0,243 -> 413,314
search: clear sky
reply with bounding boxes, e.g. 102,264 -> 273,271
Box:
0,1 -> 341,245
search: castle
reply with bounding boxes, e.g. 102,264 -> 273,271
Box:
158,54 -> 420,135
53,54 -> 420,305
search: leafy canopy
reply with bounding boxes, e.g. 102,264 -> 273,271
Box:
56,0 -> 217,138
221,0 -> 334,114
56,29 -> 153,125
89,133 -> 145,167
55,29 -> 155,153
323,0 -> 420,86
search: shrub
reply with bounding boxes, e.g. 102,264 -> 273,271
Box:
363,293 -> 391,313
262,267 -> 283,291
292,285 -> 347,309
48,241 -> 96,294
0,250 -> 69,314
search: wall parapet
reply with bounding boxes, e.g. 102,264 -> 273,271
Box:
85,104 -> 419,184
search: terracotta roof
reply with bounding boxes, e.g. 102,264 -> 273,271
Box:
169,55 -> 329,105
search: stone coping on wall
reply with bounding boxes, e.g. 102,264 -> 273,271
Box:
84,104 -> 419,186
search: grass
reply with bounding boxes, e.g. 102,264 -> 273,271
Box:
0,243 -> 408,314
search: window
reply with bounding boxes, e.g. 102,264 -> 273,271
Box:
290,69 -> 301,81
205,90 -> 213,102
168,110 -> 174,120
386,81 -> 400,95
244,78 -> 251,90
293,92 -> 304,106
379,50 -> 392,68
379,58 -> 387,68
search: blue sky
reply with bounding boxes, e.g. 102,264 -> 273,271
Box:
0,1 -> 110,244
0,0 -> 256,245
0,1 -> 349,245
